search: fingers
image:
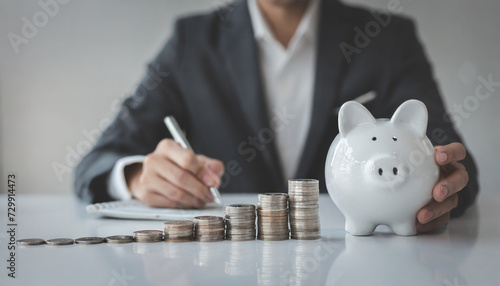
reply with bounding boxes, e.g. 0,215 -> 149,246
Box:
417,212 -> 450,233
144,153 -> 212,204
133,167 -> 206,208
197,154 -> 225,179
416,143 -> 468,233
435,142 -> 466,165
127,138 -> 226,209
417,193 -> 458,230
432,162 -> 468,202
156,139 -> 221,187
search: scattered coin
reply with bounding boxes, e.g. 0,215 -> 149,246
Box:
164,221 -> 194,242
46,238 -> 74,245
75,237 -> 105,245
134,230 -> 163,243
194,216 -> 225,242
288,179 -> 321,240
17,238 -> 46,246
225,204 -> 256,241
106,235 -> 134,244
257,193 -> 289,241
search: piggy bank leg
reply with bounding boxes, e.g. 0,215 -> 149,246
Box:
390,222 -> 417,236
345,219 -> 376,236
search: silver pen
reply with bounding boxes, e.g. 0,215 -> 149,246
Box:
164,116 -> 224,207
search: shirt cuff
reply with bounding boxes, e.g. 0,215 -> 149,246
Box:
108,155 -> 146,201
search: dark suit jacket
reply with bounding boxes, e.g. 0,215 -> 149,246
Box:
75,0 -> 478,217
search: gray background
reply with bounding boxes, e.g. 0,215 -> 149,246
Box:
0,0 -> 499,195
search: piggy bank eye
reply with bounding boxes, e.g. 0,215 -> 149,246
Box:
372,137 -> 377,141
392,137 -> 397,141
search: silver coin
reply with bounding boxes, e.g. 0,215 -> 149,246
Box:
225,204 -> 256,214
46,238 -> 74,245
257,235 -> 289,241
164,220 -> 194,227
17,238 -> 46,246
106,235 -> 134,244
257,210 -> 289,217
134,230 -> 163,235
163,221 -> 194,234
195,237 -> 224,242
164,230 -> 193,236
194,216 -> 225,223
75,237 -> 105,245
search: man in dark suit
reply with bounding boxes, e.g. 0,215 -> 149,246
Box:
75,0 -> 478,233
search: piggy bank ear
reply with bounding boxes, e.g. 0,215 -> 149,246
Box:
390,99 -> 428,137
338,101 -> 376,137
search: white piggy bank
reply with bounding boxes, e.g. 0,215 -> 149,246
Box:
325,99 -> 439,236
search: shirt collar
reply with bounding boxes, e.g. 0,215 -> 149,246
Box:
248,0 -> 320,47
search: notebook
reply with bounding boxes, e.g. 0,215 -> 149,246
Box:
86,200 -> 224,220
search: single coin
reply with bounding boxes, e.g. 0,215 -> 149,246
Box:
165,237 -> 193,243
195,237 -> 224,242
134,230 -> 163,235
194,216 -> 225,222
164,221 -> 194,228
17,238 -> 46,246
106,235 -> 134,244
46,238 -> 74,245
75,237 -> 105,245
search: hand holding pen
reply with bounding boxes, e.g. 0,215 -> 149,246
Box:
124,118 -> 225,208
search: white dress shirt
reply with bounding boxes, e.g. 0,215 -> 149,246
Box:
108,0 -> 320,200
248,0 -> 319,179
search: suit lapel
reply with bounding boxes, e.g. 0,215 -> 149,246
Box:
295,0 -> 352,178
219,0 -> 284,187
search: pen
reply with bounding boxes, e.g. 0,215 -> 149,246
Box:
164,116 -> 224,207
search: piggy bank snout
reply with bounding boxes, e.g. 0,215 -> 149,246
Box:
365,156 -> 409,187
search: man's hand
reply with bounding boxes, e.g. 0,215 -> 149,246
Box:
416,142 -> 469,233
125,139 -> 225,208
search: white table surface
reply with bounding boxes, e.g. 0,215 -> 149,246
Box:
0,193 -> 498,286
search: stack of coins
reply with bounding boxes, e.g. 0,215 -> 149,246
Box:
133,230 -> 163,243
164,221 -> 194,242
288,179 -> 320,240
193,216 -> 225,242
257,193 -> 289,241
225,204 -> 256,241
